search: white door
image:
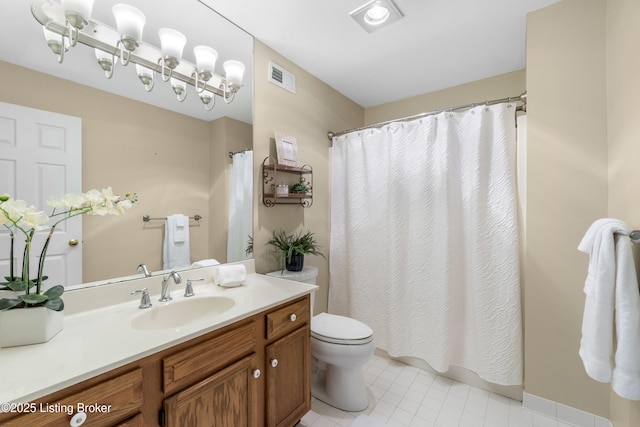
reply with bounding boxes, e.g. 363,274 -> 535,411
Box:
0,102 -> 82,290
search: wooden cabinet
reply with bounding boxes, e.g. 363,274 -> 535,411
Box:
262,157 -> 313,207
0,295 -> 311,427
163,354 -> 260,427
264,296 -> 311,427
161,297 -> 311,427
266,327 -> 310,427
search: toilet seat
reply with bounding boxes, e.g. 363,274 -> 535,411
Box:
311,313 -> 373,345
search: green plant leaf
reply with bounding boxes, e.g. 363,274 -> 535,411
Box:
6,279 -> 31,292
265,229 -> 325,270
0,298 -> 21,311
43,297 -> 64,312
19,294 -> 48,305
44,285 -> 64,299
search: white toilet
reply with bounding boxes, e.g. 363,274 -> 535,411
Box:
266,267 -> 375,412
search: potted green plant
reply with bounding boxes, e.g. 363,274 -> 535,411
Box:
0,187 -> 137,347
266,229 -> 325,272
290,182 -> 310,194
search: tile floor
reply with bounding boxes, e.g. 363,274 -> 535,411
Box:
297,354 -> 575,427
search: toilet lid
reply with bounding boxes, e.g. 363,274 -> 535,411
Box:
311,313 -> 373,343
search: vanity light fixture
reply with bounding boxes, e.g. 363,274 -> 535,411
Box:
199,89 -> 215,111
31,0 -> 245,111
193,45 -> 218,92
60,0 -> 94,45
43,27 -> 68,63
158,27 -> 186,81
170,77 -> 187,102
135,64 -> 154,92
349,0 -> 404,33
112,3 -> 146,64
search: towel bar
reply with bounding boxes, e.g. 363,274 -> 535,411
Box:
630,230 -> 640,240
143,215 -> 202,222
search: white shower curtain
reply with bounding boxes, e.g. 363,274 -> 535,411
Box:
227,150 -> 253,262
329,103 -> 522,386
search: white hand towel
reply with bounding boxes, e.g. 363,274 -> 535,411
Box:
172,214 -> 187,243
213,264 -> 246,287
191,259 -> 220,268
163,214 -> 190,269
578,218 -> 640,400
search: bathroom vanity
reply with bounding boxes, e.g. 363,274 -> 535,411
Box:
0,261 -> 316,427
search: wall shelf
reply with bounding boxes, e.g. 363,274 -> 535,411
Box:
262,156 -> 313,207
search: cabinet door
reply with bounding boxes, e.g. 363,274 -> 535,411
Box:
0,368 -> 143,427
163,354 -> 260,427
266,326 -> 311,427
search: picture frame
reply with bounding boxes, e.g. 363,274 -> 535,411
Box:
275,132 -> 299,167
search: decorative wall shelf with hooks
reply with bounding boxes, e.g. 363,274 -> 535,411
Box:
262,156 -> 313,207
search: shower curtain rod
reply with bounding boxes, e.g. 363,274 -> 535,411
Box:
228,148 -> 252,158
327,91 -> 527,141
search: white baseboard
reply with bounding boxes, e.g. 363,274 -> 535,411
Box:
523,392 -> 612,427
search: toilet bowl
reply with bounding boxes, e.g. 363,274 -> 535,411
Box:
265,267 -> 376,412
311,312 -> 375,411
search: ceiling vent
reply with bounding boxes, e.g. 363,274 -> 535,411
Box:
268,61 -> 296,94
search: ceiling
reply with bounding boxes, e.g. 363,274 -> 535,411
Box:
0,0 -> 561,122
203,0 -> 560,108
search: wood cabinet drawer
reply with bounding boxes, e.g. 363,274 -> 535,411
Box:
163,320 -> 256,395
2,368 -> 143,427
266,297 -> 310,341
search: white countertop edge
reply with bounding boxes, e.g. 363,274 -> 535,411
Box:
0,261 -> 318,406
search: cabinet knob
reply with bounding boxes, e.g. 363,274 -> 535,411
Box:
69,411 -> 87,426
289,313 -> 297,322
270,358 -> 279,368
253,369 -> 261,379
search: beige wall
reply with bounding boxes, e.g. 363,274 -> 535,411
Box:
252,40 -> 363,314
607,0 -> 640,423
0,61 -> 242,283
526,0 -> 609,416
526,0 -> 640,421
365,70 -> 525,125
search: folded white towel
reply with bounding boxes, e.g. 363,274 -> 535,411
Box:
191,259 -> 221,268
213,264 -> 246,288
163,214 -> 190,269
578,218 -> 640,400
171,214 -> 188,243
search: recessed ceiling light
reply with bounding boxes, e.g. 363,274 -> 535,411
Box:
350,0 -> 404,33
364,5 -> 390,26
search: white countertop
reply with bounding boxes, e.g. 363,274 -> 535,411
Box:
0,260 -> 317,405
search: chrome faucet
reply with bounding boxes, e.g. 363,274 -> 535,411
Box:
137,263 -> 151,277
160,271 -> 182,302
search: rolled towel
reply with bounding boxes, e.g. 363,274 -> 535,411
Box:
191,259 -> 221,268
213,264 -> 246,287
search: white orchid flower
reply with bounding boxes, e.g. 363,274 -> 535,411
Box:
48,193 -> 87,210
18,206 -> 49,231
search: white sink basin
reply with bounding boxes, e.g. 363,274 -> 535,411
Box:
130,296 -> 235,331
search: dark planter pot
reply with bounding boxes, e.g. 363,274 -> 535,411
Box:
286,254 -> 304,272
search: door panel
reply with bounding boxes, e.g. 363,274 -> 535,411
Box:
0,101 -> 82,288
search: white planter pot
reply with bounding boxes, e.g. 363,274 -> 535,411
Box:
0,290 -> 17,299
0,307 -> 64,348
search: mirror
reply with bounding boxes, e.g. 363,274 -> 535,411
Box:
0,0 -> 253,287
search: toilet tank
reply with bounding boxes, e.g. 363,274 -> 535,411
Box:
266,266 -> 318,312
